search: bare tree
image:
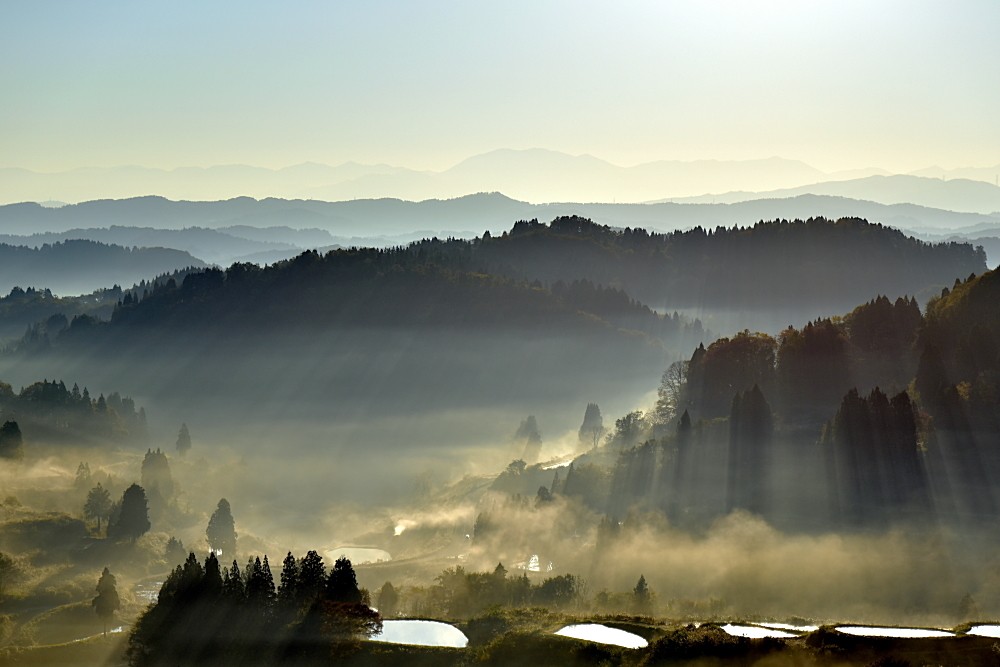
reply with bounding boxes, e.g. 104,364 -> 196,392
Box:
655,360 -> 689,424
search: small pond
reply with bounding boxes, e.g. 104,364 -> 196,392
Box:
555,624 -> 648,648
721,624 -> 797,638
835,626 -> 954,638
967,625 -> 1000,638
371,620 -> 468,647
325,546 -> 391,564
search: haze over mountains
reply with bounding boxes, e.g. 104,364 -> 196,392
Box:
6,149 -> 1000,210
4,192 -> 1000,241
670,173 -> 1000,215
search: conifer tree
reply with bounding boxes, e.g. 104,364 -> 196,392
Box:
164,536 -> 186,565
297,550 -> 326,605
75,462 -> 93,491
206,498 -> 237,556
325,556 -> 362,604
633,574 -> 651,614
203,552 -> 223,598
278,552 -> 299,608
107,484 -> 150,543
141,449 -> 174,499
176,423 -> 191,457
578,403 -> 605,450
222,559 -> 245,602
84,483 -> 112,533
92,567 -> 120,635
376,581 -> 398,617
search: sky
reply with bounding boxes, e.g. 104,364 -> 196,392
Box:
2,0 -> 999,174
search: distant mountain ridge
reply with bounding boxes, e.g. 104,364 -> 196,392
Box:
1,193 -> 998,242
0,152 -> 825,204
666,174 -> 1000,215
6,149 -> 998,206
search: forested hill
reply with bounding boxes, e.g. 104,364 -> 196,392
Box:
409,216 -> 985,312
33,248 -> 704,356
0,240 -> 206,297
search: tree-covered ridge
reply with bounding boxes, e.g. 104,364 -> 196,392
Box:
0,378 -> 147,444
0,239 -> 206,297
411,215 -> 986,310
37,246 -> 709,352
0,266 -> 206,346
554,267 -> 1000,531
675,294 -> 924,423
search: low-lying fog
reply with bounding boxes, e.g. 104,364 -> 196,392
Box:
5,325 -> 1000,627
0,327 -> 662,525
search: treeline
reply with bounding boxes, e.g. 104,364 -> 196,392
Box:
1,267 -> 204,347
26,245 -> 707,354
0,378 -> 146,446
411,215 -> 986,311
12,214 -> 980,354
0,239 -> 205,297
128,551 -> 380,666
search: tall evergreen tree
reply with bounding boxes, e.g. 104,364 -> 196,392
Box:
74,462 -> 93,491
203,552 -> 223,598
376,581 -> 398,617
515,415 -> 543,464
107,484 -> 150,543
325,556 -> 362,604
176,423 -> 191,457
222,559 -> 245,602
278,552 -> 299,608
633,574 -> 651,614
297,550 -> 326,606
578,403 -> 605,450
140,448 -> 174,499
164,536 -> 186,565
92,567 -> 120,635
206,498 -> 237,556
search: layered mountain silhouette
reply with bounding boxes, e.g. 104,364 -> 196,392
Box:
2,193 -> 998,242
668,174 -> 1000,215
7,149 -> 998,207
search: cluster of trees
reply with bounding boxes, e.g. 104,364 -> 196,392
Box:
918,271 -> 1000,433
407,563 -> 584,618
512,416 -> 542,464
0,378 -> 146,445
822,388 -> 932,527
127,551 -> 380,666
676,296 -> 923,423
587,265 -> 1000,529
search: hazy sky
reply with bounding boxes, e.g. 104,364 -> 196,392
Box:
3,0 -> 998,173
